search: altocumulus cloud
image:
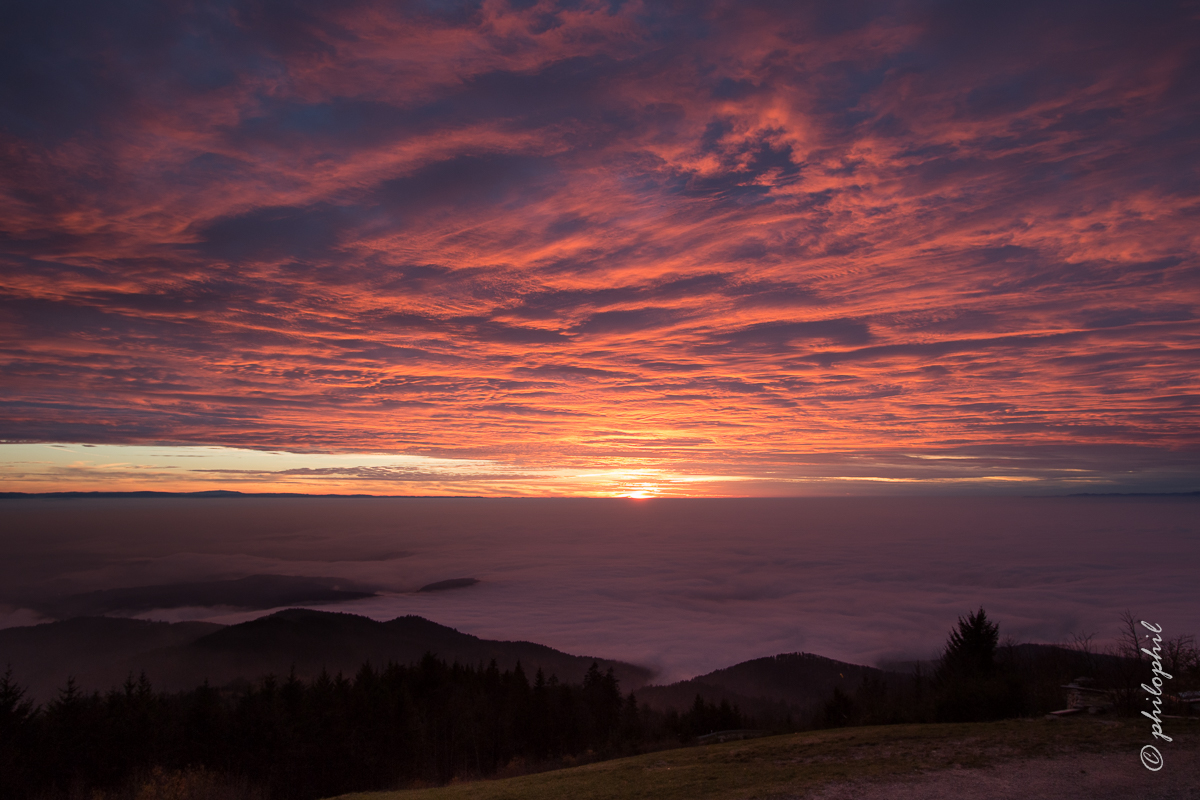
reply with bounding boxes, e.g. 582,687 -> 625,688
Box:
0,0 -> 1197,493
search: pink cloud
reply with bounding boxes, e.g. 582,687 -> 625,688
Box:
0,0 -> 1197,492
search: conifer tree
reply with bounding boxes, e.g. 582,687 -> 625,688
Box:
0,669 -> 35,799
934,607 -> 1022,721
938,607 -> 998,680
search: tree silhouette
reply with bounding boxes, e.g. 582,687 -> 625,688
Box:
939,607 -> 998,680
0,654 -> 763,799
0,668 -> 35,799
934,607 -> 1022,721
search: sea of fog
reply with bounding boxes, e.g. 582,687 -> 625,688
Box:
2,496 -> 1197,683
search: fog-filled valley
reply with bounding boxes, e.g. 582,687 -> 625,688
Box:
3,496 -> 1196,684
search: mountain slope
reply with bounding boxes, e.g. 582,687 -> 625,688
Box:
0,609 -> 655,702
0,616 -> 223,701
635,652 -> 900,717
167,608 -> 656,691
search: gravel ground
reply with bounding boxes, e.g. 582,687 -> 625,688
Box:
802,748 -> 1200,800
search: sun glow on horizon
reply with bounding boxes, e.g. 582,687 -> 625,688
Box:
0,442 -> 1186,497
617,485 -> 660,499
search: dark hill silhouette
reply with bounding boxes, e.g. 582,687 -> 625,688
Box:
0,616 -> 223,702
170,609 -> 653,691
0,609 -> 655,702
881,643 -> 1131,678
638,644 -> 1137,721
636,652 -> 900,718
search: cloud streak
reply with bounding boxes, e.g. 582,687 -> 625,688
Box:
1,0 -> 1197,493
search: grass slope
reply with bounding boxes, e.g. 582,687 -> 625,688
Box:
329,717 -> 1199,800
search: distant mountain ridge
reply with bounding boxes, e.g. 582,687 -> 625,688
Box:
2,609 -> 908,713
0,609 -> 654,703
0,610 -> 1117,723
635,651 -> 902,719
0,616 -> 224,702
640,643 -> 1142,723
0,491 -> 449,499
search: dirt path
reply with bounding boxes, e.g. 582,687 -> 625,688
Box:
803,749 -> 1200,800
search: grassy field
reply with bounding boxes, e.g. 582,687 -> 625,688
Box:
329,716 -> 1200,800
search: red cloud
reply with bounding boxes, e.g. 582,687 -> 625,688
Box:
1,0 -> 1197,493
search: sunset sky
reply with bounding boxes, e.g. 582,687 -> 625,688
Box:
2,0 -> 1198,496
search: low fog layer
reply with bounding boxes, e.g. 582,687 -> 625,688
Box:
2,496 -> 1196,682
36,574 -> 376,618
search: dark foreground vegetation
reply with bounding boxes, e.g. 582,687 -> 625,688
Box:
0,655 -> 744,800
1,609 -> 1195,800
814,609 -> 1199,729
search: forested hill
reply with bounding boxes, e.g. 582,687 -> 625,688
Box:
635,652 -> 902,719
0,616 -> 223,702
0,609 -> 654,702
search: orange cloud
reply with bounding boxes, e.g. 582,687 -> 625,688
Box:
1,0 -> 1197,493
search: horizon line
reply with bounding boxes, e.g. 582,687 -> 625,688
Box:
3,490 -> 1198,500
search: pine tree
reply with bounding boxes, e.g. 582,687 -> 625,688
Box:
939,607 -> 998,680
0,669 -> 35,799
934,607 -> 1022,722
